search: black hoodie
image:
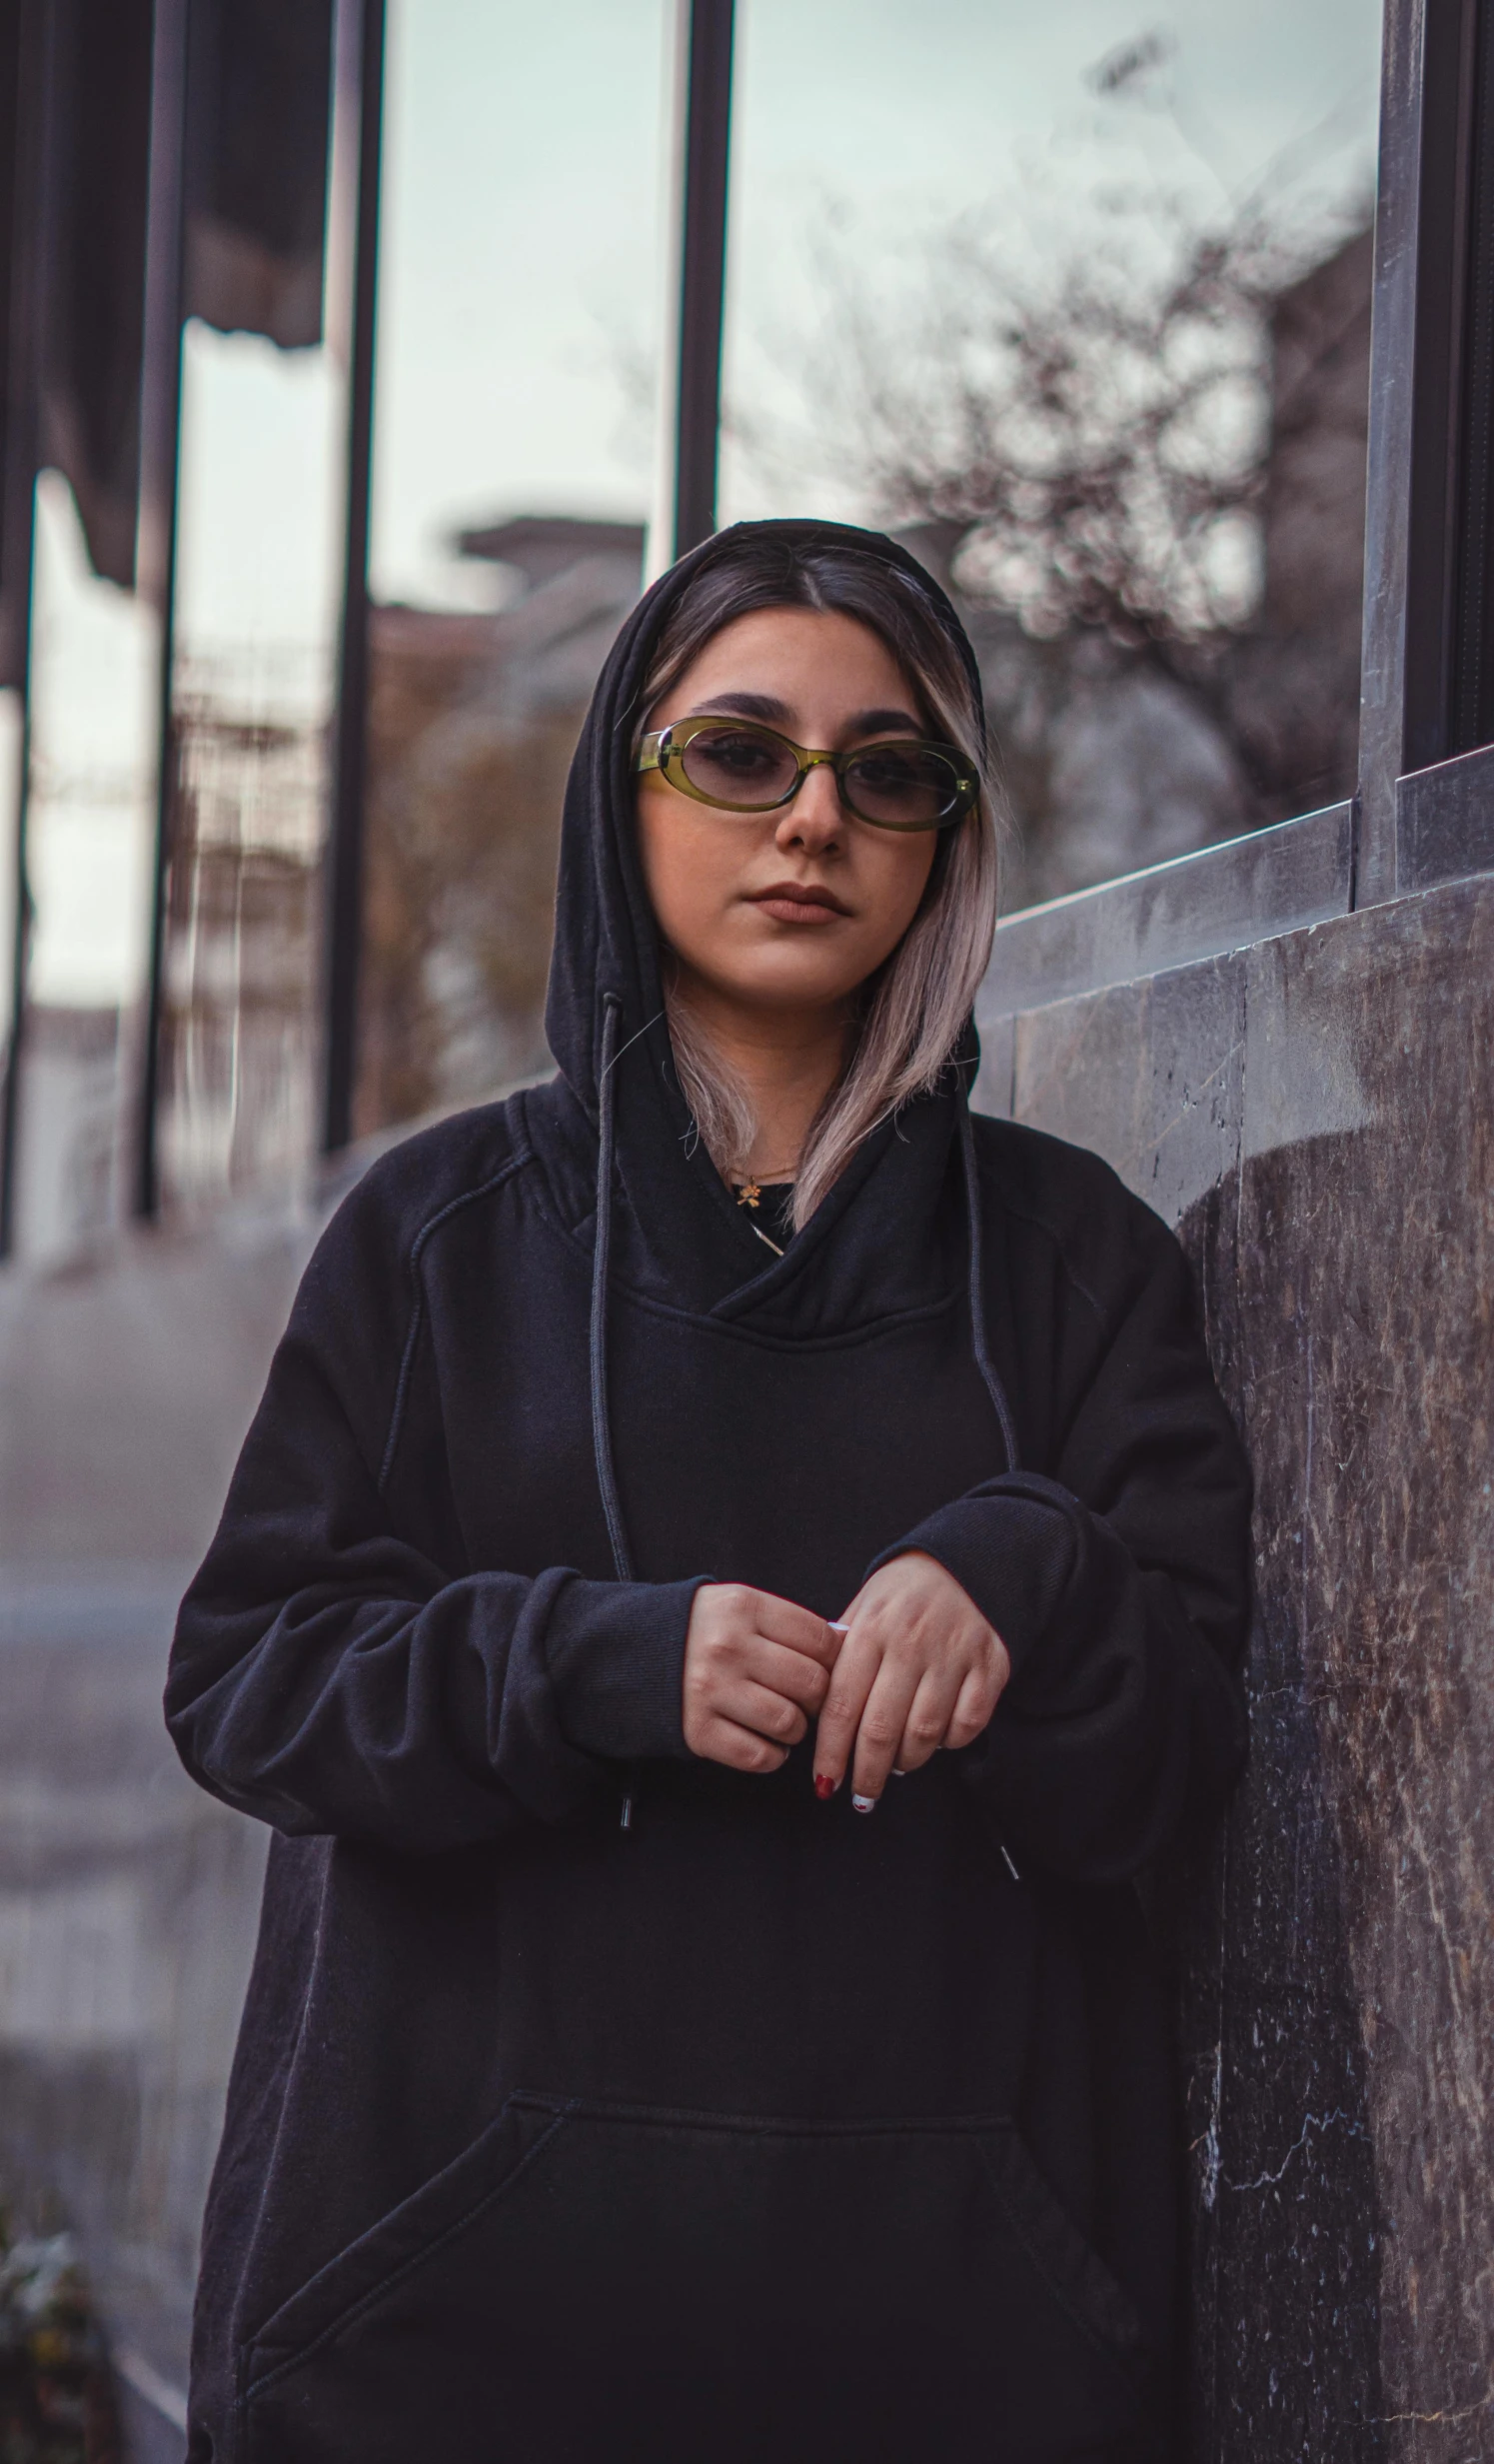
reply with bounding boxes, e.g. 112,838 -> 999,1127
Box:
167,520 -> 1251,2464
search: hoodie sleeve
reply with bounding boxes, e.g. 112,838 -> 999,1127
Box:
871,1194 -> 1251,1885
165,1159 -> 703,1854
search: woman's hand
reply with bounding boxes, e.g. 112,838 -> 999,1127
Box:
683,1583 -> 841,1772
812,1551 -> 1009,1810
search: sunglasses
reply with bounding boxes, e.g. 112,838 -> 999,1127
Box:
636,716 -> 979,833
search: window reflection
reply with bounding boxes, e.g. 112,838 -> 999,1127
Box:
157,323 -> 344,1217
356,0 -> 665,1138
722,0 -> 1382,907
12,476 -> 159,1261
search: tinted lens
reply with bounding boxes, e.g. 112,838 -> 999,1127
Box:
842,744 -> 964,828
679,723 -> 800,809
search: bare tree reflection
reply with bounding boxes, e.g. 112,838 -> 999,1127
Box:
736,173 -> 1372,907
355,525 -> 645,1137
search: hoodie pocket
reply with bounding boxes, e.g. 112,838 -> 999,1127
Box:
239,2094 -> 1153,2464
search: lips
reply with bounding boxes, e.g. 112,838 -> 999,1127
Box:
747,883 -> 851,923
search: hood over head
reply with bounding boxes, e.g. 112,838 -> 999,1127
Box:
541,517 -> 991,1325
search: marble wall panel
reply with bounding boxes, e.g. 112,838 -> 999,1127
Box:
1237,887 -> 1494,2458
1007,949 -> 1382,2459
999,878 -> 1494,2463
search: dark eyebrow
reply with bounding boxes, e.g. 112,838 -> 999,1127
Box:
680,694 -> 927,737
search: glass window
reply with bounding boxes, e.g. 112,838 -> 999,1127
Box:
156,322 -> 345,1217
722,0 -> 1383,908
7,1 -> 346,1251
356,0 -> 667,1137
10,476 -> 161,1261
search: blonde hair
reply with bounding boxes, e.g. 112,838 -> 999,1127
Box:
637,539 -> 1002,1232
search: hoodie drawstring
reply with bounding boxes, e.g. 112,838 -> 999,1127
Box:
958,1096 -> 1019,1474
592,992 -> 637,1583
592,994 -> 640,1828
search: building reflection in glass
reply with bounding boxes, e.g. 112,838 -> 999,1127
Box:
353,0 -> 666,1139
155,324 -> 345,1220
11,476 -> 159,1260
722,0 -> 1382,909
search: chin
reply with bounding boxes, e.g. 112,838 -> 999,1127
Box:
732,967 -> 863,1012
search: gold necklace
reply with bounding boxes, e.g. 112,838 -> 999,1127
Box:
734,1170 -> 795,1212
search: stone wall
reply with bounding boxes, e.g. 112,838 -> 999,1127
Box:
983,875 -> 1494,2460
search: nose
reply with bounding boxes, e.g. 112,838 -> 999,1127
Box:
773,758 -> 844,855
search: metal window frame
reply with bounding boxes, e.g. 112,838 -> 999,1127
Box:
646,0 -> 736,584
1358,0 -> 1477,901
320,0 -> 387,1159
131,0 -> 191,1222
668,0 -> 735,564
1448,0 -> 1494,751
0,0 -> 55,1259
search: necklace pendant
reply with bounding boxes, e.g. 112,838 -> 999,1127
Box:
737,1179 -> 761,1211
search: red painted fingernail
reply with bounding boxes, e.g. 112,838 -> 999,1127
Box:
813,1772 -> 836,1800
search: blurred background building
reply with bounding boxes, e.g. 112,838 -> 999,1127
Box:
0,0 -> 1387,1270
5,0 -> 1494,2458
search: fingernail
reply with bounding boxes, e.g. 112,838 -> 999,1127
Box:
827,1621 -> 849,1637
813,1772 -> 836,1801
850,1792 -> 877,1814
891,1766 -> 908,1777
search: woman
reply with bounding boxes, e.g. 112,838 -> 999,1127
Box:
168,518 -> 1251,2463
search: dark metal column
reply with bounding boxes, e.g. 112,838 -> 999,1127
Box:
1447,0 -> 1494,752
0,0 -> 53,1256
131,0 -> 191,1219
320,0 -> 387,1157
0,0 -> 50,701
1357,0 -> 1482,905
665,0 -> 736,563
0,634 -> 33,1262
